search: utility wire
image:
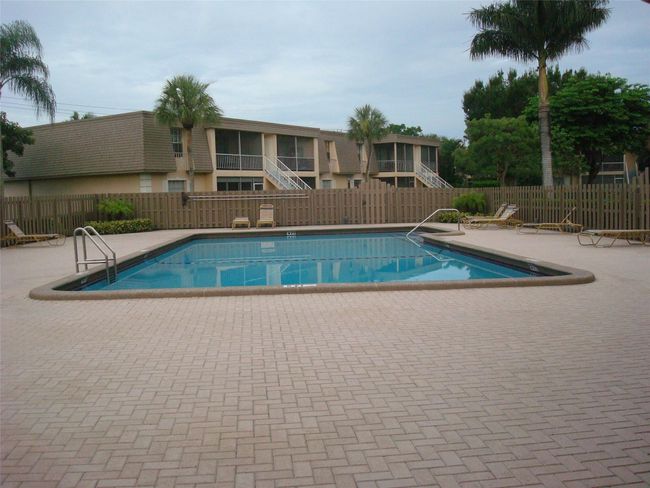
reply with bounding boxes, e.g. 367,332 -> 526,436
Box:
0,102 -> 114,117
2,95 -> 142,112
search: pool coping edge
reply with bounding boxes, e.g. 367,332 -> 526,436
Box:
29,225 -> 594,300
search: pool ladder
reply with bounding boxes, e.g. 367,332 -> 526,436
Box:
406,208 -> 461,238
404,208 -> 460,263
73,226 -> 118,284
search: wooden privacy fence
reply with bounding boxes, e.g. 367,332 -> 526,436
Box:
2,176 -> 649,241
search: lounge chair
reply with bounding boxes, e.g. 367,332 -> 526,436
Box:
231,216 -> 251,229
577,229 -> 650,247
256,204 -> 276,228
462,205 -> 522,229
492,202 -> 509,219
3,220 -> 65,246
517,207 -> 583,234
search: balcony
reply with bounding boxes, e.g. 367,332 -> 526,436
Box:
216,153 -> 263,171
277,156 -> 315,172
376,160 -> 414,172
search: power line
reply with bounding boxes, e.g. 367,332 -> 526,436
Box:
1,101 -> 108,114
3,95 -> 141,112
0,101 -> 113,117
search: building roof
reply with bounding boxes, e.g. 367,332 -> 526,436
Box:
319,130 -> 362,175
8,111 -> 441,181
8,111 -> 213,180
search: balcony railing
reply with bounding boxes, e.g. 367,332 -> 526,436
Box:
376,159 -> 414,172
216,153 -> 263,171
397,159 -> 414,172
173,151 -> 184,158
277,156 -> 314,172
377,159 -> 394,172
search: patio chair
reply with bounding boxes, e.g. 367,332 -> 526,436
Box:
231,216 -> 251,229
256,204 -> 276,228
461,205 -> 522,229
3,220 -> 66,246
517,207 -> 583,234
577,229 -> 650,248
492,202 -> 509,219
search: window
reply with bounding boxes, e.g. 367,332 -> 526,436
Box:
277,135 -> 297,158
216,177 -> 264,192
167,179 -> 186,192
397,177 -> 415,188
374,143 -> 394,161
349,178 -> 362,188
422,146 -> 437,163
170,128 -> 183,157
139,174 -> 152,193
239,131 -> 262,155
216,129 -> 240,154
298,177 -> 316,189
321,179 -> 333,189
396,143 -> 413,162
215,130 -> 264,170
325,141 -> 331,160
422,146 -> 438,172
277,135 -> 315,171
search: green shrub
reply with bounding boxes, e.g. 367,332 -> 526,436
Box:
97,198 -> 135,221
469,179 -> 500,188
86,219 -> 153,234
436,211 -> 469,224
452,192 -> 487,214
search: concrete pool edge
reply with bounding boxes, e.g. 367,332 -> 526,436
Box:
29,224 -> 594,300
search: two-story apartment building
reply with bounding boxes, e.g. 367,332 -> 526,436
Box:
5,111 -> 449,196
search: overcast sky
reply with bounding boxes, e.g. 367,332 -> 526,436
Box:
2,0 -> 649,138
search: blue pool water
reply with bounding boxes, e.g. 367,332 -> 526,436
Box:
83,232 -> 537,291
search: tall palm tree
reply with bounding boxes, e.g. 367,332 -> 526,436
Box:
469,0 -> 610,187
347,105 -> 388,182
154,74 -> 222,192
0,20 -> 56,121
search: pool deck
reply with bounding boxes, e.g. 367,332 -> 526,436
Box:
1,224 -> 649,487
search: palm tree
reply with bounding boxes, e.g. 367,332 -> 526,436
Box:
0,20 -> 56,121
347,105 -> 389,182
468,0 -> 610,187
154,74 -> 222,192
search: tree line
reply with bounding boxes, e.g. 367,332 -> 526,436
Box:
451,68 -> 650,186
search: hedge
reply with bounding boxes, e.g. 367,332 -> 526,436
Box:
85,218 -> 154,234
436,211 -> 470,224
452,192 -> 487,214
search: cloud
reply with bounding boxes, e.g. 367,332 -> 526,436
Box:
2,0 -> 649,138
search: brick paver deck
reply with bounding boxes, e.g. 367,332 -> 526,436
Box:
1,226 -> 649,487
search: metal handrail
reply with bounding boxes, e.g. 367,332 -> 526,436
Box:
73,226 -> 117,283
263,156 -> 312,190
415,161 -> 453,189
407,208 -> 461,237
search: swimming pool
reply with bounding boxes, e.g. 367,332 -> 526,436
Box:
30,226 -> 593,299
84,232 -> 536,291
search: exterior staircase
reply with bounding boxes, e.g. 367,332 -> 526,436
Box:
263,156 -> 312,190
415,161 -> 453,189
